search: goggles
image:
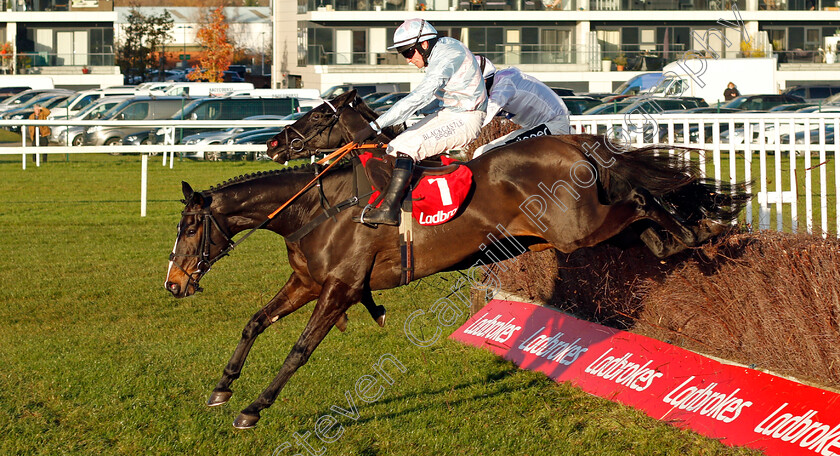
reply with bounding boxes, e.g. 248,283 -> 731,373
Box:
399,46 -> 417,59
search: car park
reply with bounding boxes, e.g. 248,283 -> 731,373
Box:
321,83 -> 403,99
84,97 -> 193,146
48,87 -> 142,120
368,92 -> 409,112
720,94 -> 805,111
179,115 -> 287,160
51,96 -> 132,146
767,103 -> 817,112
225,127 -> 284,160
582,100 -> 634,115
156,97 -> 301,144
0,88 -> 73,114
1,91 -> 74,131
782,85 -> 840,102
559,96 -> 602,115
618,97 -> 708,114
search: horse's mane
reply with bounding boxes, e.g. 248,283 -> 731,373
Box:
204,160 -> 354,194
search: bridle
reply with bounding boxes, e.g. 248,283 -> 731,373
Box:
169,207 -> 235,293
278,99 -> 348,156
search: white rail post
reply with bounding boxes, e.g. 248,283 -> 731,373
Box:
789,118 -> 797,233
773,119 -> 782,231
21,130 -> 26,170
805,118 -> 813,235
141,154 -> 148,217
818,118 -> 828,238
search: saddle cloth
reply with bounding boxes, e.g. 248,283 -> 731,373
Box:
358,153 -> 473,226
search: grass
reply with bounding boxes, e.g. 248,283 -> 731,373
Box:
0,129 -> 22,143
0,154 -> 762,455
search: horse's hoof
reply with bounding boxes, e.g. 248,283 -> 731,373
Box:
233,412 -> 260,429
207,389 -> 232,407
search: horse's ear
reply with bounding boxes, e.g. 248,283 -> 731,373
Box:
333,89 -> 357,104
182,181 -> 194,200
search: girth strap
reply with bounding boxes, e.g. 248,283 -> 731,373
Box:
285,192 -> 371,243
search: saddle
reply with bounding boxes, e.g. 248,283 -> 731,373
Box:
357,149 -> 461,193
354,149 -> 473,227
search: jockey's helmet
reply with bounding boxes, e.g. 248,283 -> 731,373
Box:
389,19 -> 439,66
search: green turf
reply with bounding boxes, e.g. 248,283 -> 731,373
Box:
0,129 -> 22,143
0,154 -> 762,455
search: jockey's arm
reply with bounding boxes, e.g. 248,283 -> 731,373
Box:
369,62 -> 450,131
483,75 -> 516,127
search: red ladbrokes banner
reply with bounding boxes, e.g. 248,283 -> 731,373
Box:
449,299 -> 840,456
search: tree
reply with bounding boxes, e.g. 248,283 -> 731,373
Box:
117,4 -> 173,82
188,7 -> 233,83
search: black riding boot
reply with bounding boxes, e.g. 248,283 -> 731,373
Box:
359,155 -> 414,226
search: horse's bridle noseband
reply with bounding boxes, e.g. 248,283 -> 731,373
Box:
277,99 -> 349,158
169,208 -> 235,293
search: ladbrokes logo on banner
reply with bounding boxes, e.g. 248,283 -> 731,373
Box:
449,300 -> 840,456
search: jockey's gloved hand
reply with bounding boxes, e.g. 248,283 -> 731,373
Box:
353,122 -> 378,144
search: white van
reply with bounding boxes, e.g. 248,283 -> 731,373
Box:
49,86 -> 144,120
0,76 -> 54,101
225,88 -> 322,100
164,82 -> 254,98
137,81 -> 175,93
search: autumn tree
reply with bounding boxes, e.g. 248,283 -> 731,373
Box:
188,7 -> 233,83
117,4 -> 173,81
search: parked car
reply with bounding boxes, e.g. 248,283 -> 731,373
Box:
767,103 -> 817,112
618,96 -> 707,114
369,92 -> 409,112
155,97 -> 301,144
224,127 -> 284,160
559,96 -> 602,115
782,85 -> 840,102
49,86 -> 142,120
0,89 -> 73,114
51,96 -> 132,146
582,100 -> 634,115
84,97 -> 193,146
721,94 -> 805,111
549,87 -> 575,96
321,83 -> 403,99
1,91 -> 74,131
179,114 -> 287,160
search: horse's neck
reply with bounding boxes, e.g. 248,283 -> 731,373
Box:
210,170 -> 347,237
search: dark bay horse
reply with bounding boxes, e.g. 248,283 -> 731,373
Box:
166,100 -> 747,427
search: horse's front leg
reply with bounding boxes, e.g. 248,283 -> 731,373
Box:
233,277 -> 359,429
208,272 -> 319,407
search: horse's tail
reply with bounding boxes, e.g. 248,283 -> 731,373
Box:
559,134 -> 750,225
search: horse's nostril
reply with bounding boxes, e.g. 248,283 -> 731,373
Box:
167,282 -> 180,295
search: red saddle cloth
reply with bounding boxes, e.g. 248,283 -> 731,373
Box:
358,153 -> 473,226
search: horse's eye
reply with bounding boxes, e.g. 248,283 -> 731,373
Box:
186,229 -> 197,237
311,112 -> 323,120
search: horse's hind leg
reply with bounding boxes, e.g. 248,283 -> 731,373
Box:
207,273 -> 319,407
234,277 -> 358,429
627,188 -> 712,258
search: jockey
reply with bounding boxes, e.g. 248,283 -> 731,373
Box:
472,55 -> 571,158
353,18 -> 486,226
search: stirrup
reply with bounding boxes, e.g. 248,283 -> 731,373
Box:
353,204 -> 379,228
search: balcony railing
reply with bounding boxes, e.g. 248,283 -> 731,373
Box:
13,51 -> 115,68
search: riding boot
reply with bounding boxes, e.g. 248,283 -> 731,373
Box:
358,155 -> 414,226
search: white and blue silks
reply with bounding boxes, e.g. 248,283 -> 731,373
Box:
473,67 -> 571,158
371,37 -> 487,162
